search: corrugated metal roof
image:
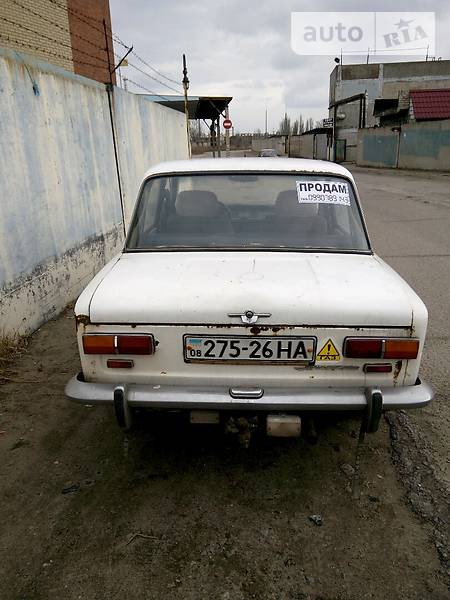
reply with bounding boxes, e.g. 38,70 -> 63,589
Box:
140,95 -> 232,119
410,89 -> 450,120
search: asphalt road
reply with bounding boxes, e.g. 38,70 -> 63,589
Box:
350,164 -> 450,485
0,165 -> 449,600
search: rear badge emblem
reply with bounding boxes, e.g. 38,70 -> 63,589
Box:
228,310 -> 272,325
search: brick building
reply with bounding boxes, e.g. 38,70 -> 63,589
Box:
0,0 -> 115,84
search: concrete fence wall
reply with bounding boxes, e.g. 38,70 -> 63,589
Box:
289,135 -> 314,159
289,134 -> 330,160
398,122 -> 450,170
0,48 -> 188,335
357,121 -> 450,171
356,128 -> 399,168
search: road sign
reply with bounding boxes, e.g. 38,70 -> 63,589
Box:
223,118 -> 232,130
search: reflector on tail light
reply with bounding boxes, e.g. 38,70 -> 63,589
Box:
364,363 -> 393,373
82,334 -> 155,355
107,359 -> 134,369
343,337 -> 419,360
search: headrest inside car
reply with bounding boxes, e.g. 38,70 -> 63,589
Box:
276,190 -> 319,218
176,190 -> 222,217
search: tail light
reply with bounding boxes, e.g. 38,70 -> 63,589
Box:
344,337 -> 419,359
344,338 -> 382,358
384,339 -> 419,359
82,334 -> 155,355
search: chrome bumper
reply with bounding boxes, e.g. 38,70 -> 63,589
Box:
65,373 -> 433,411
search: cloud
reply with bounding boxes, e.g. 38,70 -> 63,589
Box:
110,0 -> 450,131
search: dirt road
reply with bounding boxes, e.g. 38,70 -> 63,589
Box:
0,166 -> 449,600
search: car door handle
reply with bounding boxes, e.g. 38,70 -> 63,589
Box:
229,387 -> 264,400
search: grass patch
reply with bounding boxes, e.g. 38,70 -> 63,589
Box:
0,333 -> 28,384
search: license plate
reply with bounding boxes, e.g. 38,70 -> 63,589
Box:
184,335 -> 316,364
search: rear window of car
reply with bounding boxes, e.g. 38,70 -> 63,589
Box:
126,173 -> 370,253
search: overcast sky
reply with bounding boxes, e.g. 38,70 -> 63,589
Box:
110,1 -> 450,133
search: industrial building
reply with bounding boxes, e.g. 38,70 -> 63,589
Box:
329,60 -> 450,161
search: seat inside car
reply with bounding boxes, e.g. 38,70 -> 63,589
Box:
275,190 -> 327,234
165,190 -> 233,234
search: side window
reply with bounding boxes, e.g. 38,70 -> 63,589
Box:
128,178 -> 166,246
333,205 -> 352,236
140,179 -> 164,232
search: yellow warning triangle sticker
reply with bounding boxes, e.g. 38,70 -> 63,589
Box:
316,338 -> 341,361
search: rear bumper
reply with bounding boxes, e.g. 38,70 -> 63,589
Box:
65,373 -> 433,411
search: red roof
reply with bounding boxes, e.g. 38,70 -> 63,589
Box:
410,89 -> 450,120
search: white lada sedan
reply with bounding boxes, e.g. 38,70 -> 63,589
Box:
65,158 -> 432,437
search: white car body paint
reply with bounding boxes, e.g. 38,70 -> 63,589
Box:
67,158 -> 431,414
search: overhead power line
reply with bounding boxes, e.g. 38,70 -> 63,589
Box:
124,76 -> 175,102
130,51 -> 180,86
116,54 -> 183,94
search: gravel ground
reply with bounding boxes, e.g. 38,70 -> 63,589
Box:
0,165 -> 448,600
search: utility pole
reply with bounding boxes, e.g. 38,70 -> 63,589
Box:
103,18 -> 126,238
225,105 -> 231,157
265,107 -> 268,136
216,116 -> 221,157
210,122 -> 216,158
182,54 -> 192,157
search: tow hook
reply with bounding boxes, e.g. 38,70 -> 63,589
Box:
113,385 -> 133,430
225,416 -> 258,448
352,388 -> 383,499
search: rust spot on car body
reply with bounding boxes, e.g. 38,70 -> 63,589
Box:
393,360 -> 402,383
75,314 -> 90,326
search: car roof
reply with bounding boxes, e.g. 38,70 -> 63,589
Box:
143,157 -> 355,182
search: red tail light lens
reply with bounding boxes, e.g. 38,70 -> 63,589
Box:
82,334 -> 155,355
343,337 -> 419,359
344,338 -> 383,358
117,335 -> 154,355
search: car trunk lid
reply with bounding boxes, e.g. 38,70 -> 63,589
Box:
88,251 -> 415,327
